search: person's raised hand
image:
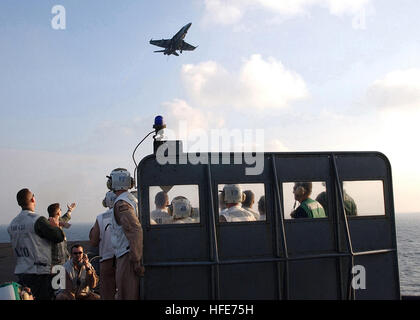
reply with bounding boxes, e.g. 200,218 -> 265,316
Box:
67,202 -> 76,212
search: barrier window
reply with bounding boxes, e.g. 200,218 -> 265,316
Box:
149,185 -> 200,225
218,183 -> 265,223
341,180 -> 385,216
283,181 -> 327,219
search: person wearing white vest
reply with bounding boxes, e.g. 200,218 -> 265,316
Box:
242,190 -> 261,221
219,184 -> 256,223
107,168 -> 144,300
89,190 -> 117,300
55,244 -> 100,300
8,188 -> 65,300
150,191 -> 173,224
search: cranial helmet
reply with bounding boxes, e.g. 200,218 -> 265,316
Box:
168,196 -> 192,219
222,184 -> 245,204
106,168 -> 134,191
102,191 -> 117,209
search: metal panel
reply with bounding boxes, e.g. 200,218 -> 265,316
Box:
288,258 -> 340,299
137,150 -> 400,300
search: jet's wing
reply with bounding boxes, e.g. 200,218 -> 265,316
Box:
150,39 -> 171,49
180,40 -> 196,51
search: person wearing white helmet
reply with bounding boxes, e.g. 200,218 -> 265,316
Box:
219,184 -> 256,223
89,191 -> 117,300
169,196 -> 196,224
150,191 -> 173,224
107,168 -> 144,300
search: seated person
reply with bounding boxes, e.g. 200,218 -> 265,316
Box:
291,182 -> 326,219
150,191 -> 173,224
170,196 -> 196,224
258,195 -> 266,221
219,185 -> 256,222
55,244 -> 100,300
242,190 -> 260,220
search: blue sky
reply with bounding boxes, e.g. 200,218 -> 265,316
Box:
1,0 -> 420,224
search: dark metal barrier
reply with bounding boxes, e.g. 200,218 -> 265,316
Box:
138,150 -> 400,300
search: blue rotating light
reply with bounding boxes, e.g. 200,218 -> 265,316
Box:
153,115 -> 166,131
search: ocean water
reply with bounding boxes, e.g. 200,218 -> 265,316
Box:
0,222 -> 93,243
1,213 -> 420,296
395,213 -> 420,296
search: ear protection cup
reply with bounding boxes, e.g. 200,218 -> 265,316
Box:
106,176 -> 112,190
102,198 -> 107,208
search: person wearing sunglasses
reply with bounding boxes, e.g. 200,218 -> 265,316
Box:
56,244 -> 99,300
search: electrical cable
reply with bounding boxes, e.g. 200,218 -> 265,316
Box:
132,130 -> 155,186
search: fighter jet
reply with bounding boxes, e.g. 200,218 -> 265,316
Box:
150,22 -> 197,56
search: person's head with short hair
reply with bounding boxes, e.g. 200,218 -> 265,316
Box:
47,203 -> 61,218
242,190 -> 255,208
155,191 -> 169,210
293,182 -> 312,202
71,244 -> 84,263
258,195 -> 265,216
16,188 -> 36,211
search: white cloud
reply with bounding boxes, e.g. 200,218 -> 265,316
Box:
202,0 -> 372,25
367,69 -> 420,110
264,139 -> 290,152
202,0 -> 244,25
181,54 -> 308,110
162,98 -> 225,133
240,54 -> 308,109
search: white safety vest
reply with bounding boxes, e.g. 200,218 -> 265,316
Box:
150,208 -> 173,224
111,192 -> 138,258
7,210 -> 52,274
243,207 -> 260,220
96,209 -> 114,262
220,205 -> 256,222
173,217 -> 196,224
63,259 -> 90,292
